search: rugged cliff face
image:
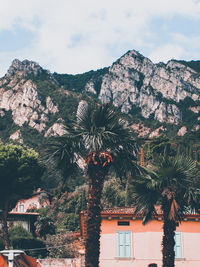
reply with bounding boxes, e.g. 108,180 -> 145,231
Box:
0,59 -> 65,143
85,50 -> 200,125
0,50 -> 199,146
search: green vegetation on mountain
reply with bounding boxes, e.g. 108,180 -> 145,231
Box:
53,67 -> 109,94
176,60 -> 200,73
0,111 -> 18,142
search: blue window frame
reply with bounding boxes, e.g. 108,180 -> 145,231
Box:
116,231 -> 132,258
174,232 -> 182,258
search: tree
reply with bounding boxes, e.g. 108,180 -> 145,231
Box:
130,155 -> 200,267
46,102 -> 138,267
0,143 -> 44,249
175,130 -> 200,161
35,216 -> 56,240
145,134 -> 176,160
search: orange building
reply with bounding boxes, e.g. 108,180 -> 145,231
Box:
80,207 -> 200,267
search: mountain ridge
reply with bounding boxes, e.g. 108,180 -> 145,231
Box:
0,49 -> 199,148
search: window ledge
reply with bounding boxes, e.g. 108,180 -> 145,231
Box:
175,258 -> 186,261
115,257 -> 135,260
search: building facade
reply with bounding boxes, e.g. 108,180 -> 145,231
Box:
80,207 -> 200,267
11,189 -> 50,213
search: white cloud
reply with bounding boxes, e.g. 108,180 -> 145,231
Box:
148,44 -> 186,63
0,0 -> 200,76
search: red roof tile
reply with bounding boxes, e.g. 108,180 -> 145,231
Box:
101,206 -> 200,217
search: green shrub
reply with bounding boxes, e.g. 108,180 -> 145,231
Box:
11,237 -> 47,258
9,225 -> 33,241
9,225 -> 47,258
0,237 -> 4,250
63,213 -> 80,232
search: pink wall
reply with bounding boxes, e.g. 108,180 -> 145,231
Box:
99,218 -> 200,267
12,194 -> 49,213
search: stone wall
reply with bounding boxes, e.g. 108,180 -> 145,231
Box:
37,258 -> 83,267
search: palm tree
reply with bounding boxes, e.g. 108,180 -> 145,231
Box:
46,101 -> 138,267
130,155 -> 200,267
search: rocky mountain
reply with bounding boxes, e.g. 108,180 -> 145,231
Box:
0,50 -> 200,147
86,50 -> 200,125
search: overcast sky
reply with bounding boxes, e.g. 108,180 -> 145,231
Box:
0,0 -> 200,77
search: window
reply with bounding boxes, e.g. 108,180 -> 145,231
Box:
116,231 -> 132,258
117,221 -> 130,226
174,232 -> 182,258
18,204 -> 24,212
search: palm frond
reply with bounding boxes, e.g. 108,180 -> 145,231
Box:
130,175 -> 160,224
129,154 -> 200,225
44,133 -> 83,183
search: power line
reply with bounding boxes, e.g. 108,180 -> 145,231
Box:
23,243 -> 69,252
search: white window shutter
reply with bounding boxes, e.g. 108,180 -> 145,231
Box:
174,232 -> 182,258
117,231 -> 131,258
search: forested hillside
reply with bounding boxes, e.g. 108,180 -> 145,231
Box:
0,50 -> 199,236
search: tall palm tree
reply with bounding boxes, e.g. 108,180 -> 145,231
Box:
46,101 -> 138,267
130,155 -> 200,267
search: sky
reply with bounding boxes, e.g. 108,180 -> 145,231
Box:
0,0 -> 200,77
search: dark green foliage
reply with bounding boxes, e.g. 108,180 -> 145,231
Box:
63,213 -> 80,232
0,237 -> 4,250
50,185 -> 87,232
130,155 -> 200,223
177,97 -> 200,126
144,134 -> 176,160
53,67 -> 109,94
35,216 -> 56,239
0,143 -> 44,210
0,111 -> 18,141
175,130 -> 200,161
40,169 -> 62,191
8,225 -> 47,258
51,93 -> 79,123
102,178 -> 127,207
20,124 -> 46,151
27,70 -> 58,106
9,225 -> 33,240
175,60 -> 200,73
12,237 -> 47,258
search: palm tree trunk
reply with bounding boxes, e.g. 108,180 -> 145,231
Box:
2,197 -> 10,249
162,198 -> 176,267
85,168 -> 105,267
